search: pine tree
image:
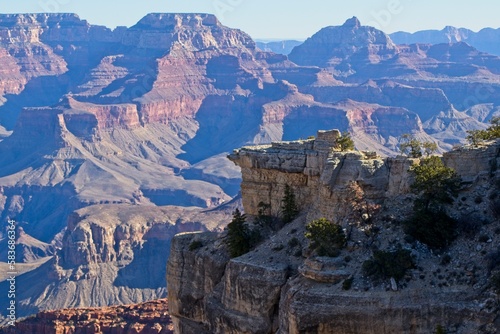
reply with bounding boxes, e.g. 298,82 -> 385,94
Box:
281,184 -> 299,224
226,209 -> 251,258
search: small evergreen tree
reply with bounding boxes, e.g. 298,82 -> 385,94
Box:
399,134 -> 438,158
399,134 -> 423,158
226,209 -> 251,258
305,218 -> 346,257
466,116 -> 500,146
336,132 -> 355,151
404,156 -> 462,249
362,247 -> 415,281
256,201 -> 272,226
281,184 -> 299,224
410,156 -> 461,209
422,141 -> 438,157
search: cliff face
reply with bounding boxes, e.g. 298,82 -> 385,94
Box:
0,202 -> 237,322
167,134 -> 500,334
228,130 -> 415,222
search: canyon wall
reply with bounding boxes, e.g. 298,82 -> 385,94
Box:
168,133 -> 500,334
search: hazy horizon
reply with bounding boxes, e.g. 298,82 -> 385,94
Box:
0,1 -> 499,40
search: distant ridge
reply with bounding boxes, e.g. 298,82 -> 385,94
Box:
391,26 -> 500,56
255,40 -> 303,55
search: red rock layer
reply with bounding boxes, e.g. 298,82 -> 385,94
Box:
0,299 -> 173,334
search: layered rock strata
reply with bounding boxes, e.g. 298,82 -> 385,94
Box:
167,133 -> 500,333
0,299 -> 173,334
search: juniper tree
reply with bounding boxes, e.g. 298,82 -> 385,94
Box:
305,218 -> 346,257
336,132 -> 355,151
404,156 -> 462,249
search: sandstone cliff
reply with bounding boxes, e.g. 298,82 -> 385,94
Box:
167,132 -> 500,333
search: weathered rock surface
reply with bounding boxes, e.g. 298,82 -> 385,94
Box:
0,201 -> 238,322
0,299 -> 173,334
168,134 -> 500,333
228,130 -> 415,221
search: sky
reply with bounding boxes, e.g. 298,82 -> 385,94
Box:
1,0 -> 499,40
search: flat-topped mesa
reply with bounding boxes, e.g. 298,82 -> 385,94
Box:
125,13 -> 255,50
134,13 -> 221,30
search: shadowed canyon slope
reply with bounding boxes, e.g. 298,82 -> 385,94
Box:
1,13 -> 500,321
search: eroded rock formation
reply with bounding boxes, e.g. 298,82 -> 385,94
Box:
0,299 -> 173,334
167,133 -> 500,333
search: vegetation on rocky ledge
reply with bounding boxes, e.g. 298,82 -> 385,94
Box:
467,116 -> 500,146
362,247 -> 416,282
335,131 -> 355,151
404,156 -> 462,249
399,134 -> 438,158
305,218 -> 346,257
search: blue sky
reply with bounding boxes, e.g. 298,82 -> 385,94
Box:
1,0 -> 499,39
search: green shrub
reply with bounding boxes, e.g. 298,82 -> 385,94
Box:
342,277 -> 354,290
362,247 -> 415,282
403,208 -> 457,250
189,240 -> 203,251
410,156 -> 461,208
466,116 -> 500,145
256,201 -> 272,226
404,156 -> 461,249
399,134 -> 438,158
305,218 -> 346,257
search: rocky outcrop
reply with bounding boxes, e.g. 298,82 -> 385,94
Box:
168,134 -> 500,334
228,130 -> 415,221
0,299 -> 173,334
278,284 -> 496,334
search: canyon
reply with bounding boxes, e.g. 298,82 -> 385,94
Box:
0,12 -> 500,327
